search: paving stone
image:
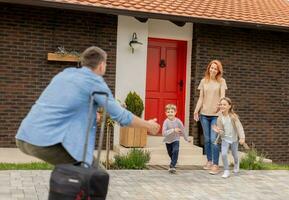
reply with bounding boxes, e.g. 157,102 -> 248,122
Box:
1,170 -> 289,199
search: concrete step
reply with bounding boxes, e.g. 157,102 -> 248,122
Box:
149,154 -> 207,166
115,140 -> 203,156
146,136 -> 194,147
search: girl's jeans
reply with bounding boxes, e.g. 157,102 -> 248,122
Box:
221,140 -> 239,170
200,114 -> 220,165
165,141 -> 179,168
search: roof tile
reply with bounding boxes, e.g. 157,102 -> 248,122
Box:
47,0 -> 289,28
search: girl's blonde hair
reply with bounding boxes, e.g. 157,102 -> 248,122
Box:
220,97 -> 239,124
204,60 -> 223,82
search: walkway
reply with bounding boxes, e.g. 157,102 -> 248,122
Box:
0,170 -> 288,200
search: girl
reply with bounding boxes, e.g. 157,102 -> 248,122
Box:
212,97 -> 245,178
194,60 -> 227,174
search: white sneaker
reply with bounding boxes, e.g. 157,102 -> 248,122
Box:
233,165 -> 239,173
222,170 -> 230,178
168,167 -> 176,174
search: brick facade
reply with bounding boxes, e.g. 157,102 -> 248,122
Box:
1,4 -> 289,163
0,3 -> 117,149
190,24 -> 289,163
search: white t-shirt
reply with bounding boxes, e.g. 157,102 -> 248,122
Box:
222,115 -> 238,143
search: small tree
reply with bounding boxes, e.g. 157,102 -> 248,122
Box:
125,91 -> 144,117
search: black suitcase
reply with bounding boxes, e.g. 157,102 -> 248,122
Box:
49,91 -> 110,200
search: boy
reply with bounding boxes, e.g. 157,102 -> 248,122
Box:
162,104 -> 191,173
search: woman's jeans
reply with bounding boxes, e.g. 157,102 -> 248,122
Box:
200,115 -> 220,165
166,141 -> 179,168
221,140 -> 239,170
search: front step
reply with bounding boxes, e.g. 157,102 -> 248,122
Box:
114,135 -> 272,167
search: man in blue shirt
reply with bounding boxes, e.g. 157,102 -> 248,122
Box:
16,46 -> 160,165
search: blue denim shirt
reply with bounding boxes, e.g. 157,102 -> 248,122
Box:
16,67 -> 133,164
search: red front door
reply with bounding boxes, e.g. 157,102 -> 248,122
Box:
145,38 -> 187,135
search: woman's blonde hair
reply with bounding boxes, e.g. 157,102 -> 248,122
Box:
220,97 -> 239,124
204,60 -> 223,82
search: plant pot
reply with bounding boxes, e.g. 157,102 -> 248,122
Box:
119,127 -> 147,147
47,53 -> 79,62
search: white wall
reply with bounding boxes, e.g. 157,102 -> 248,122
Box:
114,16 -> 193,147
114,16 -> 148,147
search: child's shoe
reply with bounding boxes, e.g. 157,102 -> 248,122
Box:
203,162 -> 213,170
209,165 -> 220,175
222,170 -> 230,178
233,165 -> 239,173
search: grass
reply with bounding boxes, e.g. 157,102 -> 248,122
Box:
259,163 -> 289,170
0,162 -> 54,170
240,148 -> 289,170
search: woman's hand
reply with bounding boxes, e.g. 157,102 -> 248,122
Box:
212,124 -> 222,134
239,138 -> 245,145
193,112 -> 199,122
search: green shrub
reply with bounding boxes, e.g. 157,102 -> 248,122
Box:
240,148 -> 266,170
125,91 -> 144,117
112,148 -> 150,169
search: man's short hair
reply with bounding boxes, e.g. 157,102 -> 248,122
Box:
80,46 -> 107,68
165,104 -> 177,111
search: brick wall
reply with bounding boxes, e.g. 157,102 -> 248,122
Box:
0,3 -> 117,149
190,24 -> 289,163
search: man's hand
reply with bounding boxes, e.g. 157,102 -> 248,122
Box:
96,112 -> 101,123
147,118 -> 160,135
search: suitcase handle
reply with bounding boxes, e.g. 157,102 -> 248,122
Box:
74,161 -> 90,167
82,91 -> 109,168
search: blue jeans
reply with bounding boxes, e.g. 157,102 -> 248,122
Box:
165,141 -> 179,168
200,115 -> 220,165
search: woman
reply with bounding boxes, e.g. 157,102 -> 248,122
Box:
193,60 -> 227,175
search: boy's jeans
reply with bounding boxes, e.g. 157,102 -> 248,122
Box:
200,115 -> 220,165
165,141 -> 179,168
221,140 -> 239,170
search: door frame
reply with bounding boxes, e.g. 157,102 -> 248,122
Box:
146,37 -> 187,125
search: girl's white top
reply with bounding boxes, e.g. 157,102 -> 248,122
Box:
221,115 -> 238,143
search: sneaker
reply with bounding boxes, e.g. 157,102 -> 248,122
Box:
209,165 -> 220,175
168,167 -> 176,174
233,165 -> 239,173
203,162 -> 213,170
222,170 -> 230,178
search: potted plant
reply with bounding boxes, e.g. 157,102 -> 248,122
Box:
119,91 -> 147,148
47,46 -> 80,62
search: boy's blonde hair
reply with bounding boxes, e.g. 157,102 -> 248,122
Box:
165,104 -> 177,111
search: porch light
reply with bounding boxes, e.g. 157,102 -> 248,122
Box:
129,32 -> 142,53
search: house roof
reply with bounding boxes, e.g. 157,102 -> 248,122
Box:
1,0 -> 289,32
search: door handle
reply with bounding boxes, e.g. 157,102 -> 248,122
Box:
159,59 -> 166,68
